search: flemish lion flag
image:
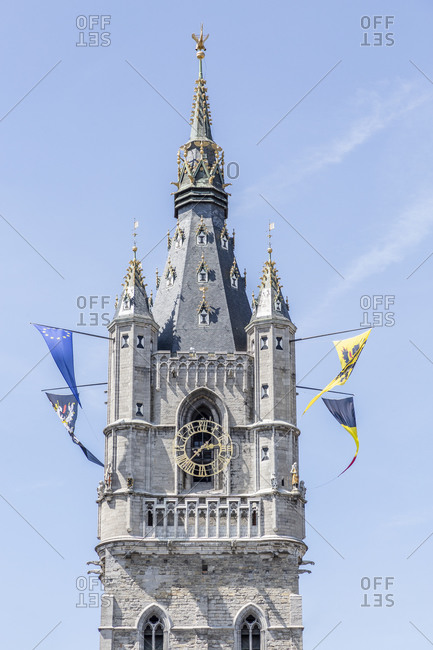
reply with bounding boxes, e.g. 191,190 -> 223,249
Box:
303,329 -> 371,414
46,392 -> 103,467
322,396 -> 359,475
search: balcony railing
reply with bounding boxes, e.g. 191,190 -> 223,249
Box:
143,496 -> 262,539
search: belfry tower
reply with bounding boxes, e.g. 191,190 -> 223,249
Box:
96,27 -> 307,650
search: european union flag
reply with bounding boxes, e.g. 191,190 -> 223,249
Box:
322,396 -> 359,475
34,325 -> 81,407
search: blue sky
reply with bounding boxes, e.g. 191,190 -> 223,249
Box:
1,1 -> 433,648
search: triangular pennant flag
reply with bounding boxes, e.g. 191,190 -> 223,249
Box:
35,325 -> 82,406
303,329 -> 371,414
45,392 -> 103,468
322,396 -> 359,475
46,392 -> 78,435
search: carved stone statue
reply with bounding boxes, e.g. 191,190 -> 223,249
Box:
97,480 -> 104,500
105,463 -> 112,490
291,462 -> 299,489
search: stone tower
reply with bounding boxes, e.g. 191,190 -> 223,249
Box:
96,26 -> 308,650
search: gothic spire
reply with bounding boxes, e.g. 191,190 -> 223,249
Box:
173,26 -> 228,218
112,245 -> 155,321
250,239 -> 291,323
153,29 -> 251,353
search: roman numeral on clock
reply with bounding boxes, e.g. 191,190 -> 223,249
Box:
177,454 -> 196,474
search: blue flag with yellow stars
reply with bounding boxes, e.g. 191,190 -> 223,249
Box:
34,325 -> 81,407
322,396 -> 359,475
46,392 -> 103,467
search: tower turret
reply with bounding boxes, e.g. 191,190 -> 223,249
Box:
245,241 -> 297,423
107,246 -> 159,426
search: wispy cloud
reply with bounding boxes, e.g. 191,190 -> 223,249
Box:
305,192 -> 433,321
242,79 -> 431,208
283,82 -> 428,184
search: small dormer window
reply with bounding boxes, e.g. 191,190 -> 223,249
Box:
197,253 -> 209,284
165,260 -> 176,287
173,224 -> 185,249
276,299 -> 282,312
196,216 -> 209,246
220,224 -> 230,250
230,258 -> 240,289
199,309 -> 209,325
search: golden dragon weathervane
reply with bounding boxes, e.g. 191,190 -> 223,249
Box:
192,24 -> 209,59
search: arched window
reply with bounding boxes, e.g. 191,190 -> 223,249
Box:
241,615 -> 261,650
177,392 -> 224,490
235,605 -> 266,650
143,614 -> 164,650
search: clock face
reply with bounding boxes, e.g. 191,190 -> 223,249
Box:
174,420 -> 233,478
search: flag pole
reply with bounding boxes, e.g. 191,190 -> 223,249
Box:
31,323 -> 113,341
296,385 -> 354,396
291,326 -> 372,343
42,382 -> 108,392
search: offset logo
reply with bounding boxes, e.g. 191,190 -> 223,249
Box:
360,16 -> 395,47
76,15 -> 111,47
361,577 -> 395,607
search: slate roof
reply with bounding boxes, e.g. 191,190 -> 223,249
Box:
152,206 -> 252,353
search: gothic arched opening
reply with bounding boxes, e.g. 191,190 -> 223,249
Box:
240,614 -> 261,650
176,390 -> 224,491
234,605 -> 266,650
143,614 -> 164,650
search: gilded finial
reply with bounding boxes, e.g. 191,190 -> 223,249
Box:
268,221 -> 275,259
133,220 -> 139,258
192,24 -> 209,78
192,24 -> 209,58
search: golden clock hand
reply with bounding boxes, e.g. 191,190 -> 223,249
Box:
190,442 -> 209,459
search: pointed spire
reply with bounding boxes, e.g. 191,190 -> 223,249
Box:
190,25 -> 212,140
250,230 -> 291,322
112,244 -> 154,321
173,27 -> 228,218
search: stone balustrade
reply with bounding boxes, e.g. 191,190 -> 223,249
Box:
151,351 -> 253,392
143,496 -> 261,539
